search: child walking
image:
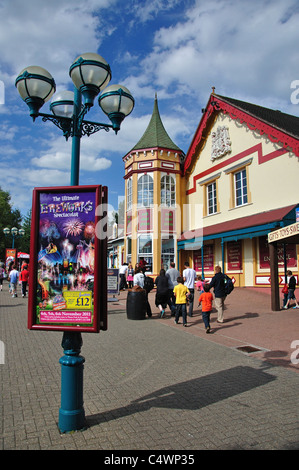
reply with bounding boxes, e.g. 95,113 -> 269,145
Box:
198,283 -> 213,333
173,276 -> 189,327
195,275 -> 205,294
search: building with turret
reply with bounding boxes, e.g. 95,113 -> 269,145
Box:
119,91 -> 299,287
122,95 -> 185,274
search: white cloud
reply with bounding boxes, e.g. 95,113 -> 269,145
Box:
126,0 -> 299,112
0,0 -> 118,87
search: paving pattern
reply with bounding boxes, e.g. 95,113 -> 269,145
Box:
1,283 -> 298,451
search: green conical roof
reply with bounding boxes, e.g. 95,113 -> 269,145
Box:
131,96 -> 182,152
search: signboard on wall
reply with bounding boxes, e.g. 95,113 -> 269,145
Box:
193,245 -> 214,272
259,236 -> 297,269
28,185 -> 108,333
227,241 -> 242,271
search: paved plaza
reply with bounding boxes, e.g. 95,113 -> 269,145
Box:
0,281 -> 298,451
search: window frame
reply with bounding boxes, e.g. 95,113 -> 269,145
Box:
234,168 -> 248,207
137,174 -> 154,208
127,177 -> 132,211
160,174 -> 176,207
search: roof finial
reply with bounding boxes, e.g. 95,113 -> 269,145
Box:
155,92 -> 157,100
212,86 -> 215,95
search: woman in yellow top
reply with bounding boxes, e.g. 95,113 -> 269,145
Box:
173,276 -> 190,327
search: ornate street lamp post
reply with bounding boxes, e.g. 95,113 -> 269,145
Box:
3,227 -> 25,249
16,52 -> 134,432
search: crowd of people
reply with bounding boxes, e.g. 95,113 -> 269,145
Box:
118,260 -> 235,333
0,260 -> 29,298
118,260 -> 299,333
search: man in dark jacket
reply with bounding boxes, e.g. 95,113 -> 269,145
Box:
209,265 -> 226,323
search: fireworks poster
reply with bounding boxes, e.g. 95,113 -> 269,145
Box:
28,185 -> 107,333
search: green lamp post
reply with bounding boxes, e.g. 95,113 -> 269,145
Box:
15,52 -> 134,433
3,227 -> 25,249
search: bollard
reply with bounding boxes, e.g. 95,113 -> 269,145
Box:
58,331 -> 86,433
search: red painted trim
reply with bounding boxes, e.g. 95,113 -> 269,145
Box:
186,143 -> 289,195
184,95 -> 299,175
124,167 -> 182,180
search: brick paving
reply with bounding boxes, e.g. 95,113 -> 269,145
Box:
0,281 -> 298,451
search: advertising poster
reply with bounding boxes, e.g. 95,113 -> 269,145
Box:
259,236 -> 297,270
28,185 -> 107,333
227,241 -> 242,271
5,248 -> 16,270
107,268 -> 119,295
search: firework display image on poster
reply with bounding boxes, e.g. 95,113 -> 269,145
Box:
28,186 -> 107,332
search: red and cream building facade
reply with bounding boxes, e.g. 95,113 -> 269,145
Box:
122,91 -> 299,287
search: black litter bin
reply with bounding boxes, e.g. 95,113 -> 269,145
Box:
126,289 -> 147,320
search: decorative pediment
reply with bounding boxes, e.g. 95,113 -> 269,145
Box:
211,126 -> 231,161
184,93 -> 299,174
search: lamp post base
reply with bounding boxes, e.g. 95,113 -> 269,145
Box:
58,332 -> 86,433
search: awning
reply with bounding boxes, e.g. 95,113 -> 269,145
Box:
178,204 -> 298,249
17,252 -> 30,258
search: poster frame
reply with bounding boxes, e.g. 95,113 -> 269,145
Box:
28,185 -> 108,333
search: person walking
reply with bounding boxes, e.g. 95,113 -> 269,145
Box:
119,262 -> 128,290
209,265 -> 226,323
155,269 -> 169,318
9,264 -> 19,298
133,266 -> 145,288
143,273 -> 154,318
127,263 -> 134,288
166,262 -> 180,316
183,261 -> 196,317
195,275 -> 205,294
198,283 -> 214,333
283,270 -> 299,309
173,276 -> 190,327
0,264 -> 4,291
19,264 -> 29,297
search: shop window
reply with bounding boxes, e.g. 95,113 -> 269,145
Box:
138,234 -> 152,272
126,237 -> 132,263
161,237 -> 175,270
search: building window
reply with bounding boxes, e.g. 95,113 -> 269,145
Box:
138,234 -> 152,272
234,169 -> 248,206
161,237 -> 175,270
225,158 -> 252,210
161,175 -> 175,207
126,237 -> 132,263
207,181 -> 217,215
137,174 -> 153,207
127,178 -> 132,210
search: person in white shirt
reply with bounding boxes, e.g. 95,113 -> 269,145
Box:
133,267 -> 145,288
119,263 -> 128,290
183,261 -> 197,317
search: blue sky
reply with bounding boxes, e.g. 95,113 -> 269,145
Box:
0,0 -> 299,219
